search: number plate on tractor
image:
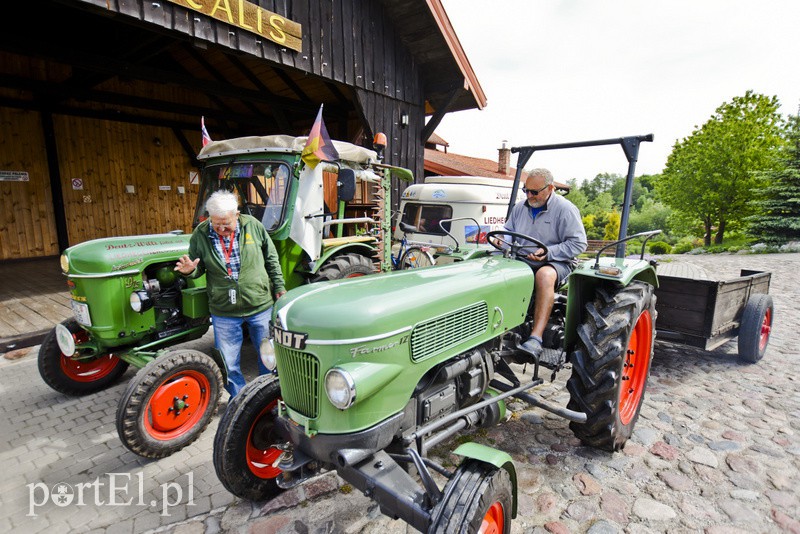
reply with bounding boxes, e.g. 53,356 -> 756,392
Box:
71,300 -> 92,327
272,325 -> 307,350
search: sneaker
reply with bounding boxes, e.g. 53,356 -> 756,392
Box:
519,336 -> 543,357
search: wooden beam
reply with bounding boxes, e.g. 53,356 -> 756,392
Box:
420,82 -> 461,144
38,110 -> 70,253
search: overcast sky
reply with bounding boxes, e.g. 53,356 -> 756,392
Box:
436,0 -> 800,184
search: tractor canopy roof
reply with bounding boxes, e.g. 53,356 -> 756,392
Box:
198,134 -> 377,166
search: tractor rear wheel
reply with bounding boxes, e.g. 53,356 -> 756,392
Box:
313,253 -> 374,281
566,281 -> 656,451
213,374 -> 286,501
38,318 -> 129,396
738,293 -> 773,363
116,350 -> 222,458
428,459 -> 512,534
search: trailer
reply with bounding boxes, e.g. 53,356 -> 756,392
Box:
654,268 -> 773,363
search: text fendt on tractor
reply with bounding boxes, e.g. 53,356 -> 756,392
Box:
213,134 -> 670,533
41,134 -> 410,458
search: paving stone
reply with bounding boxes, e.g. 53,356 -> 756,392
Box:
632,497 -> 676,521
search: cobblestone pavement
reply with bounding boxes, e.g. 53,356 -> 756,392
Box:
1,253 -> 798,534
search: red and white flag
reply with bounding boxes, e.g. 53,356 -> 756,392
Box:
201,116 -> 212,147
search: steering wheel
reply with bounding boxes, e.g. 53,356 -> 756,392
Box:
485,230 -> 549,261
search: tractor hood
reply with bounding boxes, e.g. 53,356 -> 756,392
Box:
63,233 -> 191,276
274,256 -> 533,357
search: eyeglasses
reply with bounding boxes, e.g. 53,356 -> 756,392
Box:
210,218 -> 237,230
522,184 -> 549,196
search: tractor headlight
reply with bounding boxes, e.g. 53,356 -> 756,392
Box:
325,368 -> 356,410
129,290 -> 154,313
259,337 -> 276,371
60,254 -> 69,274
55,323 -> 76,356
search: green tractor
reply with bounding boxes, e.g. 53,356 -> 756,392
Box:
39,134 -> 410,458
213,135 -> 661,533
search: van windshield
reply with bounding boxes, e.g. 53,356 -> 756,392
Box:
400,203 -> 453,235
193,162 -> 291,231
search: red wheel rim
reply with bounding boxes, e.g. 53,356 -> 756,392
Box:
59,331 -> 121,383
245,400 -> 283,479
479,501 -> 504,534
619,309 -> 653,425
759,308 -> 772,351
143,370 -> 211,440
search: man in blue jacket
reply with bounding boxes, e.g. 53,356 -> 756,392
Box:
505,168 -> 587,357
175,190 -> 286,396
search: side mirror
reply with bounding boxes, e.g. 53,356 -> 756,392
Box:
337,168 -> 356,202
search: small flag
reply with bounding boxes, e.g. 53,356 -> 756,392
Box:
201,116 -> 212,147
301,105 -> 339,169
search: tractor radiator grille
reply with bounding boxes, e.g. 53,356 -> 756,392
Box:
410,302 -> 488,362
275,347 -> 319,418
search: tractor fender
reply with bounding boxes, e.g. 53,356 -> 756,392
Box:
313,242 -> 374,274
453,442 -> 518,518
564,260 -> 659,349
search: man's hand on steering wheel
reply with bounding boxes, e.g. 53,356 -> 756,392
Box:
526,248 -> 547,262
486,230 -> 549,261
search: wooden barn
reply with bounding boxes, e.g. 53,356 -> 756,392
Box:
0,0 -> 485,261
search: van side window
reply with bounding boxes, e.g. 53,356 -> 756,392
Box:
400,203 -> 453,235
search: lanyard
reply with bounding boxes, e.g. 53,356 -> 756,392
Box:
221,235 -> 235,277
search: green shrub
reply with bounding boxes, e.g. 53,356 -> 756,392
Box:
648,241 -> 672,254
671,241 -> 694,254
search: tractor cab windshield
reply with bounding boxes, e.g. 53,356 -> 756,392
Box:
193,161 -> 291,231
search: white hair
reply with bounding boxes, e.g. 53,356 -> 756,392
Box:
206,190 -> 239,217
527,168 -> 554,186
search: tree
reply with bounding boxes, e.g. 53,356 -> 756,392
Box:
604,210 -> 621,240
747,113 -> 800,244
657,91 -> 785,245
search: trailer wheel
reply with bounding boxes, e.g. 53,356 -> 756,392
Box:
738,294 -> 773,364
566,281 -> 656,451
428,459 -> 512,534
38,318 -> 129,396
313,253 -> 374,281
116,350 -> 221,458
400,246 -> 435,269
213,375 -> 286,501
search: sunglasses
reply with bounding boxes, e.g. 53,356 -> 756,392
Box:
522,184 -> 549,196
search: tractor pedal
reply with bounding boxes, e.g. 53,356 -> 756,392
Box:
537,348 -> 565,370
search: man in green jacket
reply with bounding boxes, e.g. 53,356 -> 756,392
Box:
175,190 -> 286,396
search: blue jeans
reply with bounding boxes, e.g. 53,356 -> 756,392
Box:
211,308 -> 272,397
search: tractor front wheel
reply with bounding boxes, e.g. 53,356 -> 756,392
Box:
213,374 -> 286,501
566,281 -> 656,451
38,318 -> 129,396
312,253 -> 374,281
428,459 -> 512,534
116,350 -> 222,458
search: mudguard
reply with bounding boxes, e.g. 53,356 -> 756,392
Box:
453,442 -> 518,518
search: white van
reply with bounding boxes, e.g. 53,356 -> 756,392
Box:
394,175 -> 525,249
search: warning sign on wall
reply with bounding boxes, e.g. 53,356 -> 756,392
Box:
189,171 -> 199,185
0,171 -> 30,182
72,178 -> 84,190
